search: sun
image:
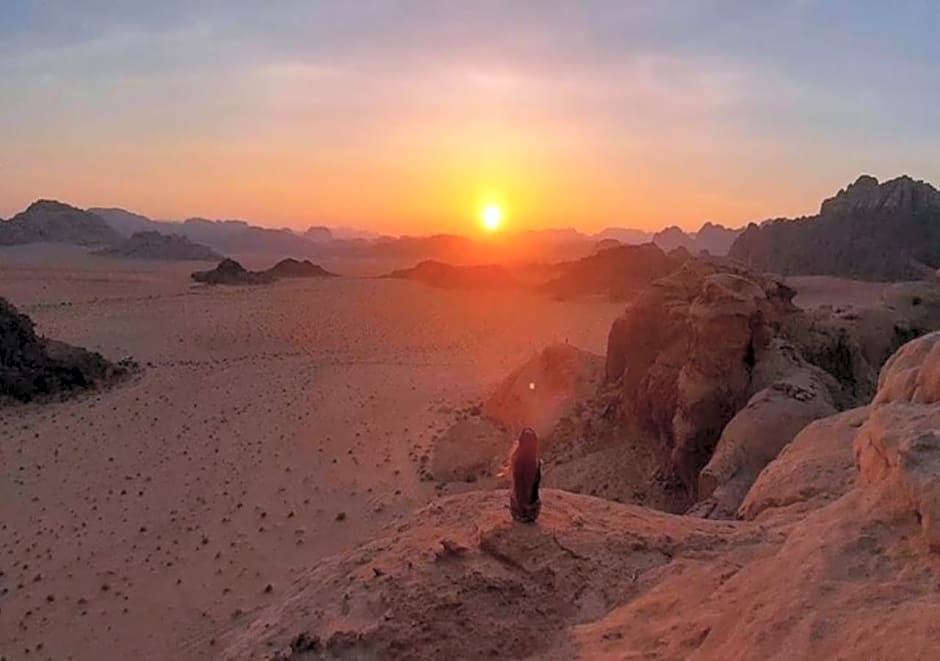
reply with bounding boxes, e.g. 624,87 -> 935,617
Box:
480,204 -> 503,232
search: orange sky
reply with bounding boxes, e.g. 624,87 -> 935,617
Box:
2,3 -> 940,235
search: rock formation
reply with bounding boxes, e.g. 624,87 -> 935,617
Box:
1,297 -> 132,403
544,243 -> 682,301
729,174 -> 940,280
264,258 -> 335,278
483,343 -> 604,439
191,259 -> 276,285
383,260 -> 520,289
0,200 -> 121,246
225,332 -> 940,661
556,257 -> 938,513
93,231 -> 222,261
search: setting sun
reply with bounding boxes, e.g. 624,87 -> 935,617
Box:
481,204 -> 503,232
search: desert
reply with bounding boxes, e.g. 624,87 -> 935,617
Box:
5,4 -> 940,660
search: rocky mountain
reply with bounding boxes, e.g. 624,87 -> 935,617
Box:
0,200 -> 121,246
544,242 -> 683,300
265,258 -> 335,278
1,297 -> 133,403
93,231 -> 222,261
191,259 -> 276,285
694,221 -> 743,255
651,222 -> 742,255
729,174 -> 940,280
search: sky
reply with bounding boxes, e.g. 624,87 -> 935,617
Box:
1,1 -> 939,235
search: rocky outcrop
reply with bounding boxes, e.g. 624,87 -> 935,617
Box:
94,231 -> 222,261
729,174 -> 940,280
226,335 -> 940,660
854,332 -> 940,548
604,259 -> 803,492
191,259 -> 276,285
692,368 -> 838,518
0,200 -> 121,246
483,343 -> 604,439
1,298 -> 132,403
544,243 -> 681,301
264,258 -> 335,278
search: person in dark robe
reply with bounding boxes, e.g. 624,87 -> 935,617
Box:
509,427 -> 541,522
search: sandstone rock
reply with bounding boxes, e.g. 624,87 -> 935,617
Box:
605,258 -> 803,492
873,330 -> 940,405
430,418 -> 506,483
854,331 -> 940,549
738,406 -> 865,522
694,370 -> 837,519
482,343 -> 603,439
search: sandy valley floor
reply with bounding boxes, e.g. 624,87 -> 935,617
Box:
0,247 -> 621,660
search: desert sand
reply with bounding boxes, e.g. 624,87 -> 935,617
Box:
0,245 -> 620,660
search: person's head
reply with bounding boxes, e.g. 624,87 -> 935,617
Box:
517,427 -> 538,453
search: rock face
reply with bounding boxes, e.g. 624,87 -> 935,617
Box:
93,231 -> 222,261
729,174 -> 940,280
264,258 -> 335,278
605,258 -> 805,492
544,243 -> 682,301
1,298 -> 131,403
855,332 -> 940,548
0,200 -> 121,246
191,259 -> 276,285
225,335 -> 940,660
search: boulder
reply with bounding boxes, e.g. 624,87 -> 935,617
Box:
693,368 -> 837,519
0,297 -> 132,403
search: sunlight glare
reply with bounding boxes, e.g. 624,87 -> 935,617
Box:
481,204 -> 503,231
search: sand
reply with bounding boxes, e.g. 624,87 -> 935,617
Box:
0,245 -> 621,660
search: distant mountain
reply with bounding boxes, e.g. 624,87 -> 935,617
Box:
0,200 -> 121,246
649,223 -> 741,256
303,226 -> 334,243
594,227 -> 653,245
93,231 -> 222,261
729,175 -> 940,281
90,208 -> 320,257
694,222 -> 742,255
652,225 -> 695,252
89,207 -> 160,236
